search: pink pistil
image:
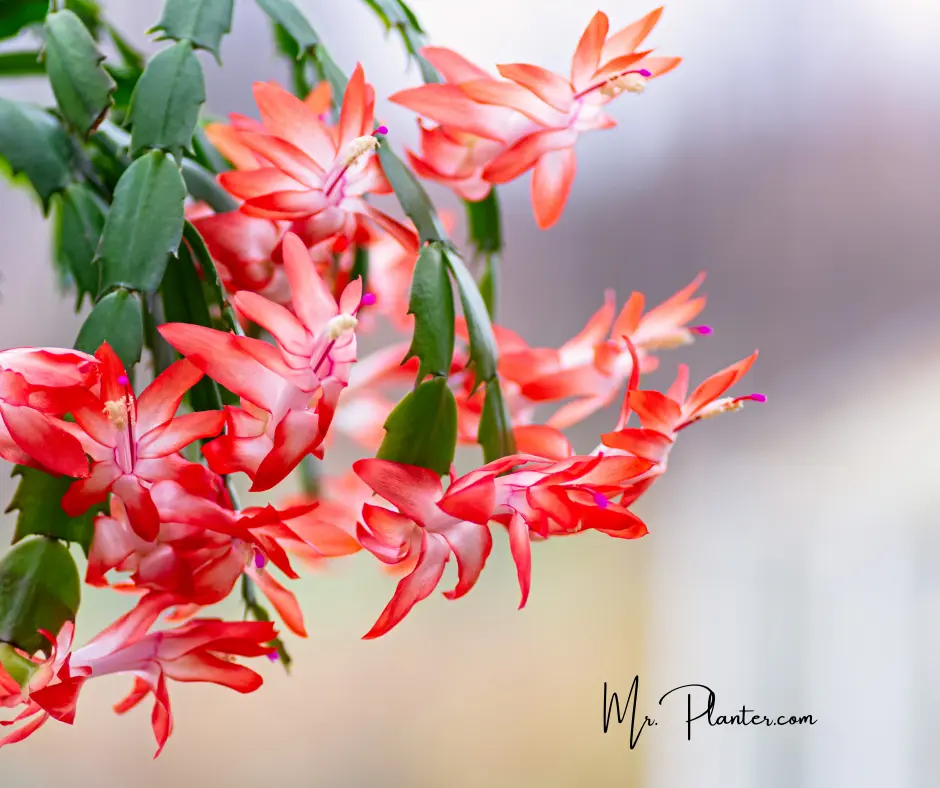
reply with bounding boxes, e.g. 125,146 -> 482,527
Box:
691,325 -> 713,336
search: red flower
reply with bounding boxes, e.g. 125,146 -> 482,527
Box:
86,486 -> 317,637
59,344 -> 225,541
353,449 -> 653,638
216,65 -> 418,253
0,594 -> 276,757
392,8 -> 680,227
601,350 -> 765,468
160,232 -> 369,490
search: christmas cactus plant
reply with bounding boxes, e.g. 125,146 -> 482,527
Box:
0,0 -> 763,755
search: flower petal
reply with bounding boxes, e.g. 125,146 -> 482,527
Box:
135,359 -> 203,435
496,63 -> 574,113
482,128 -> 578,184
280,232 -> 339,335
136,411 -> 225,459
570,11 -> 610,89
0,403 -> 90,478
420,46 -> 492,83
231,291 -> 310,356
600,7 -> 664,64
389,84 -> 514,142
219,168 -> 305,200
158,323 -> 286,411
531,146 -> 577,229
353,459 -> 442,525
362,532 -> 450,639
252,82 -> 336,168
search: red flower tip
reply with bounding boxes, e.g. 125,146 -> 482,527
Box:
691,325 -> 712,335
374,125 -> 389,136
361,292 -> 377,307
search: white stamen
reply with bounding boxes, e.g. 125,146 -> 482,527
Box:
103,399 -> 129,430
601,73 -> 647,98
339,135 -> 379,169
325,314 -> 359,340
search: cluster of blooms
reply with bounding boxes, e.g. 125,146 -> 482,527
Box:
0,8 -> 763,755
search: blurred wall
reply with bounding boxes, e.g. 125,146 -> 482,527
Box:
1,0 -> 939,785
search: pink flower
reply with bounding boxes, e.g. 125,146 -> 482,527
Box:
59,344 -> 225,541
0,594 -> 276,757
160,232 -> 369,491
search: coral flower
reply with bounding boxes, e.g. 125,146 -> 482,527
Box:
0,594 -> 276,756
601,347 -> 765,471
505,272 -> 710,428
215,64 -> 418,253
392,8 -> 680,227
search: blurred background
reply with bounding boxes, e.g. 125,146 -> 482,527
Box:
2,0 -> 940,785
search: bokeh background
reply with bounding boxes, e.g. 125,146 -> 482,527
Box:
2,0 -> 940,785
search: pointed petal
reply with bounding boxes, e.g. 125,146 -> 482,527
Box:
389,84 -> 513,142
252,82 -> 336,168
219,168 -> 305,200
0,404 -> 90,478
420,46 -> 491,82
61,461 -> 121,517
508,512 -> 532,608
235,132 -> 325,189
458,79 -> 565,128
571,11 -> 610,89
135,360 -> 203,435
231,291 -> 310,356
205,123 -> 261,170
611,292 -> 645,339
685,352 -> 758,416
251,409 -> 322,492
136,411 -> 225,458
280,232 -> 339,335
513,425 -> 573,461
247,567 -> 307,637
345,199 -> 420,254
496,63 -> 574,113
338,63 -> 368,146
437,475 -> 496,525
353,459 -> 442,524
304,81 -> 333,115
112,475 -> 161,542
482,128 -> 578,184
531,146 -> 577,229
438,520 -> 492,600
240,189 -> 330,221
600,7 -> 664,63
158,323 -> 286,411
362,532 -> 450,639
